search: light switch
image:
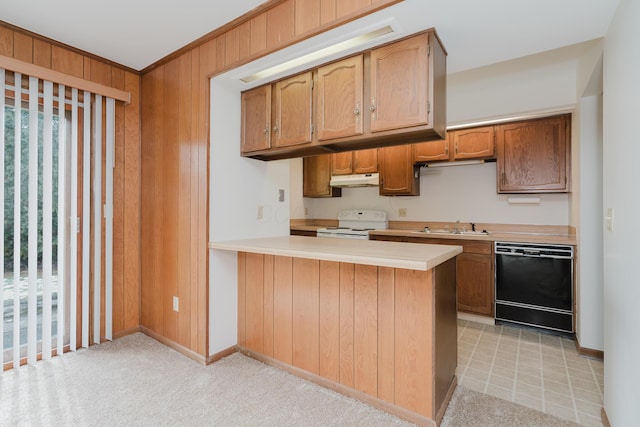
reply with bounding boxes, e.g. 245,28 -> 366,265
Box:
606,208 -> 614,231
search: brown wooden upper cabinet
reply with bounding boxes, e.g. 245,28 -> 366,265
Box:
451,126 -> 496,160
414,136 -> 449,163
414,125 -> 496,163
369,33 -> 429,133
241,29 -> 447,160
272,71 -> 313,147
378,145 -> 420,196
316,55 -> 364,141
496,115 -> 570,193
241,85 -> 271,153
303,155 -> 341,198
331,149 -> 378,175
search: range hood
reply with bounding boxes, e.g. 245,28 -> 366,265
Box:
330,173 -> 379,188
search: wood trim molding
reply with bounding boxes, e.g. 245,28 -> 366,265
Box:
141,327 -> 207,365
601,407 -> 611,427
435,377 -> 457,425
239,347 -> 438,427
1,54 -> 131,103
141,0 -> 404,76
112,327 -> 142,340
141,0 -> 287,74
3,344 -> 71,371
575,339 -> 604,359
205,345 -> 238,365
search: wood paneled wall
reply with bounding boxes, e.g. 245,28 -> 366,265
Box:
140,0 -> 402,357
237,252 -> 457,421
0,22 -> 141,339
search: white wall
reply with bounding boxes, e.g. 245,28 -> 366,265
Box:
602,0 -> 640,424
574,95 -> 604,351
209,78 -> 290,355
308,163 -> 570,225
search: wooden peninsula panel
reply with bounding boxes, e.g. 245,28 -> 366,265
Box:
236,250 -> 458,426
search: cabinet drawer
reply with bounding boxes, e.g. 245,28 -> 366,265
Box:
462,241 -> 492,255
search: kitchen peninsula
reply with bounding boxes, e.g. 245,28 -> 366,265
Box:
210,236 -> 462,426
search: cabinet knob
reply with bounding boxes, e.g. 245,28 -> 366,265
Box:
354,108 -> 360,116
369,98 -> 376,113
263,128 -> 269,135
273,125 -> 279,133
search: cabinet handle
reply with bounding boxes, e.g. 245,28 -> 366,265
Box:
354,102 -> 361,116
273,124 -> 279,134
263,127 -> 269,135
369,98 -> 376,113
455,141 -> 459,154
445,143 -> 449,156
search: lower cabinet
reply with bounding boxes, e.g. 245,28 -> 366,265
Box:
455,252 -> 494,316
372,235 -> 494,317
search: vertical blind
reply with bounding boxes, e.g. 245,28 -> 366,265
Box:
1,67 -> 114,369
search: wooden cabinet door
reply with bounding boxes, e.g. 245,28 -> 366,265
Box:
353,149 -> 378,174
452,126 -> 495,160
241,85 -> 271,153
317,55 -> 364,141
369,33 -> 429,133
303,155 -> 342,198
273,72 -> 313,147
414,136 -> 450,163
496,115 -> 570,193
331,152 -> 353,175
456,253 -> 494,316
378,145 -> 419,196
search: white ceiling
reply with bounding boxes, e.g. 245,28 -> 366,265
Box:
0,0 -> 620,73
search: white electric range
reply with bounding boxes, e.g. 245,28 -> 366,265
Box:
316,209 -> 388,240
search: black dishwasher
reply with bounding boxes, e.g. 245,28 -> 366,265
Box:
495,241 -> 574,334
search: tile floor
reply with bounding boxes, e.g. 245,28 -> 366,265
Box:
457,319 -> 604,427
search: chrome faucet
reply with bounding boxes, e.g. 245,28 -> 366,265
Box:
453,220 -> 461,234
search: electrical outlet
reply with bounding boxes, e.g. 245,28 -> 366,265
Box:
257,205 -> 264,220
279,189 -> 285,202
173,296 -> 179,312
304,207 -> 308,216
398,208 -> 407,217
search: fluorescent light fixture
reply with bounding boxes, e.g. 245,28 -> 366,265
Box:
426,160 -> 485,168
239,25 -> 395,83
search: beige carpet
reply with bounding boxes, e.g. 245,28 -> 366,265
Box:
0,333 -> 580,426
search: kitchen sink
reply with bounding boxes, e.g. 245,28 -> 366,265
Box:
421,228 -> 489,236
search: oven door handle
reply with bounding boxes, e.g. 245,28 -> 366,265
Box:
496,251 -> 572,260
538,254 -> 573,260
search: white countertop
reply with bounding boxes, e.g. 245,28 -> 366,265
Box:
209,236 -> 462,271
